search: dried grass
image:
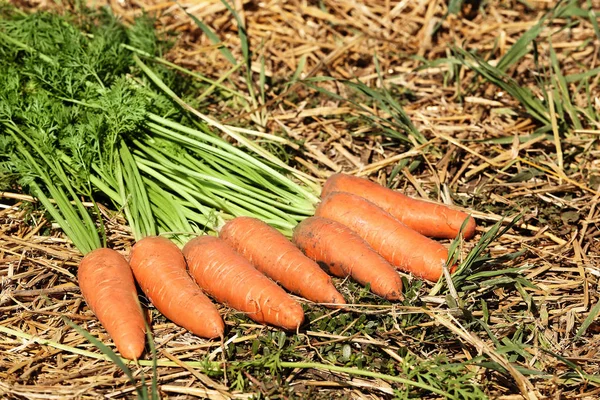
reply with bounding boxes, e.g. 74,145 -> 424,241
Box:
2,0 -> 600,398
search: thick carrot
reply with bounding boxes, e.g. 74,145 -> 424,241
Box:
321,173 -> 476,240
315,192 -> 450,282
129,236 -> 224,339
219,217 -> 346,307
183,236 -> 305,330
78,248 -> 146,360
292,216 -> 404,301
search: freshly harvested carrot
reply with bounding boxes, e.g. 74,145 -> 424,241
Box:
129,236 -> 224,339
292,216 -> 403,301
315,192 -> 450,282
219,217 -> 346,307
321,173 -> 476,240
78,248 -> 146,360
183,236 -> 305,330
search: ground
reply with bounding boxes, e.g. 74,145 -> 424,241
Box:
1,0 -> 600,399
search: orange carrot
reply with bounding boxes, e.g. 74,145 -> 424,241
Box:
78,248 -> 146,359
315,192 -> 450,282
129,236 -> 224,339
292,216 -> 403,300
321,173 -> 476,240
219,217 -> 346,307
183,236 -> 305,330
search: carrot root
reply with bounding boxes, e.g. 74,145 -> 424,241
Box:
315,192 -> 450,282
219,217 -> 346,307
78,248 -> 146,360
322,173 -> 476,240
183,236 -> 305,330
129,236 -> 224,339
293,216 -> 403,301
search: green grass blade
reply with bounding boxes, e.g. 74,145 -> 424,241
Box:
181,8 -> 236,65
220,0 -> 255,102
303,78 -> 414,143
289,55 -> 307,85
197,61 -> 245,103
277,362 -> 450,397
144,322 -> 159,400
454,47 -> 550,125
587,0 -> 600,42
575,301 -> 600,339
549,44 -> 582,130
63,318 -> 146,396
496,15 -> 545,72
122,43 -> 244,100
565,66 -> 600,83
496,0 -> 575,71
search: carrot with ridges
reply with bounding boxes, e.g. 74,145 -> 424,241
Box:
129,236 -> 224,339
293,216 -> 403,301
220,217 -> 346,307
183,236 -> 305,330
315,192 -> 450,282
78,248 -> 146,360
321,173 -> 476,240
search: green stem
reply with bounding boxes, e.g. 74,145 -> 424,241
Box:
135,161 -> 224,228
121,43 -> 245,100
143,124 -> 313,209
0,31 -> 56,64
135,157 -> 298,227
6,127 -> 100,254
119,143 -> 156,239
137,138 -> 313,215
136,55 -> 319,202
146,116 -> 318,204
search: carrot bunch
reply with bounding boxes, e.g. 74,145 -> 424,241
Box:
76,174 -> 476,361
76,173 -> 476,360
77,231 -> 310,360
297,173 -> 476,289
1,9 -> 477,362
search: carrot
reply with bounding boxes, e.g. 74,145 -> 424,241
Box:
183,235 -> 305,330
129,236 -> 224,339
321,173 -> 476,240
78,248 -> 146,360
315,192 -> 450,282
292,216 -> 404,300
219,217 -> 346,307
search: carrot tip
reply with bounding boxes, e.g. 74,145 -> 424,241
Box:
119,343 -> 145,360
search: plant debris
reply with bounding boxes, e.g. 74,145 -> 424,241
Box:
1,0 -> 600,399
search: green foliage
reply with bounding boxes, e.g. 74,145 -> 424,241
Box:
0,3 -> 315,242
0,6 -> 167,241
0,6 -> 157,188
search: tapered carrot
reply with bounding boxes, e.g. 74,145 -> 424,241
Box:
292,216 -> 403,300
315,192 -> 450,282
183,236 -> 305,330
321,173 -> 476,240
129,236 -> 224,339
219,217 -> 346,307
78,248 -> 146,360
